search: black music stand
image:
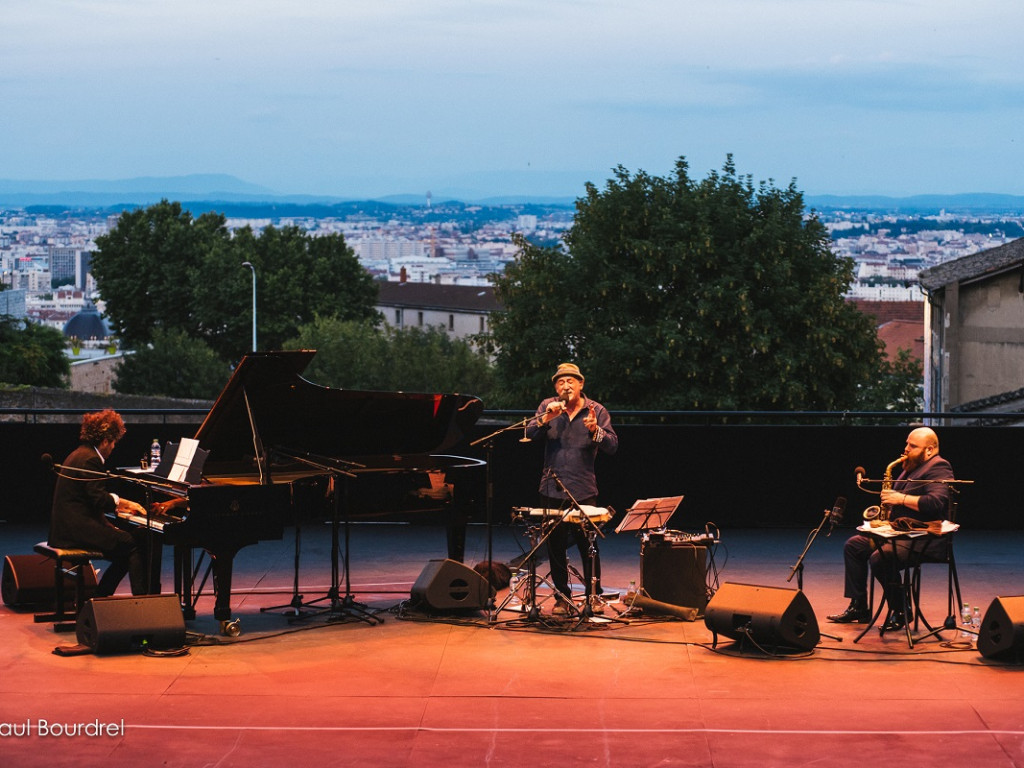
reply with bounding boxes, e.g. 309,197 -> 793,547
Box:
615,495 -> 683,536
615,495 -> 683,612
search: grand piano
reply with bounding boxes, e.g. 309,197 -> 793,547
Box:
116,350 -> 485,627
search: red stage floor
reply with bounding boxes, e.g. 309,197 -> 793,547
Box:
2,521 -> 1023,767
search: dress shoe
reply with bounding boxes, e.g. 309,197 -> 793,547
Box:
881,612 -> 906,633
827,601 -> 871,624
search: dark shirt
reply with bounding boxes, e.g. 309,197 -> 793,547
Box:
525,396 -> 618,501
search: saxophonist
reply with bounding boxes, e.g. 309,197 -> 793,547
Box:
827,427 -> 953,631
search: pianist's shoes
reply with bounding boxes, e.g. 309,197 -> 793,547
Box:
827,599 -> 871,624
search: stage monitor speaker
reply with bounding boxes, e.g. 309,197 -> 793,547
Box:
76,595 -> 186,654
642,543 -> 708,611
977,596 -> 1024,662
704,582 -> 820,651
2,553 -> 97,608
411,559 -> 492,611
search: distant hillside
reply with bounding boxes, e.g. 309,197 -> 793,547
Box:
1,175 -> 1022,213
806,193 -> 1024,214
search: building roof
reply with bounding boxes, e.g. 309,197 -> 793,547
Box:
375,281 -> 501,313
876,319 -> 924,361
62,300 -> 111,340
847,299 -> 923,326
918,237 -> 1024,290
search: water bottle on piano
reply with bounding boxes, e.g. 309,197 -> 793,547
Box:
150,438 -> 162,468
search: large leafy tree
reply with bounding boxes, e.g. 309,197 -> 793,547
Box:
0,315 -> 70,387
487,157 -> 882,410
287,316 -> 494,398
93,201 -> 380,362
113,328 -> 231,400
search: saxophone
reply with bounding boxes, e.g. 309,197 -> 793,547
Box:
862,456 -> 905,525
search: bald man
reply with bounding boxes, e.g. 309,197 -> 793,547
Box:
827,427 -> 954,632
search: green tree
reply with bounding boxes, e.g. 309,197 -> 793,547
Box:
855,347 -> 924,413
113,328 -> 231,399
92,203 -> 380,362
287,316 -> 493,397
92,200 -> 233,351
0,316 -> 70,387
487,157 -> 882,410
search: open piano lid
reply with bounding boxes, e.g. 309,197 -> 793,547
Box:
193,350 -> 485,477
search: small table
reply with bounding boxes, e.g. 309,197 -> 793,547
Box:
853,520 -> 959,648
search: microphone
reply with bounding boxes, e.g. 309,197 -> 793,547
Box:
827,496 -> 846,535
854,466 -> 866,486
40,453 -> 54,470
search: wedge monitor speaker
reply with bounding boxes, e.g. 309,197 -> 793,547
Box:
411,559 -> 492,611
76,595 -> 186,654
977,596 -> 1024,662
704,582 -> 820,651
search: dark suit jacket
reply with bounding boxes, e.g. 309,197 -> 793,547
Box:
892,455 -> 954,521
48,443 -> 126,554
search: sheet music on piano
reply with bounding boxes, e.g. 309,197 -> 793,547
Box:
153,438 -> 209,485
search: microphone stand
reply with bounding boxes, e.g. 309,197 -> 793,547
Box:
269,449 -> 381,626
546,471 -> 627,629
470,415 -> 533,624
787,504 -> 842,642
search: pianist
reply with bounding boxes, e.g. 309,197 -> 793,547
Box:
47,409 -> 162,596
525,363 -> 618,615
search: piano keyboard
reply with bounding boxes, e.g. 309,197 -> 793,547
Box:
114,510 -> 183,532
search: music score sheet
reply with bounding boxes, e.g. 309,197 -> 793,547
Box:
166,437 -> 200,483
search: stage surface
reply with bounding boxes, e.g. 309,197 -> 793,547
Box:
2,520 -> 1023,767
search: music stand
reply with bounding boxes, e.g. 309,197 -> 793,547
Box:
616,496 -> 683,611
615,495 -> 683,535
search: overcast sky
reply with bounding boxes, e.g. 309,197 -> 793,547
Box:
4,0 -> 1023,199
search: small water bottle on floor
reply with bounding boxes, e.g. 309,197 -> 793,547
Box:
508,571 -> 521,609
150,438 -> 161,468
960,602 -> 972,639
971,606 -> 981,636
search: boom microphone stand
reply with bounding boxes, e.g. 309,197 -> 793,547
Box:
470,415 -> 533,624
787,497 -> 846,643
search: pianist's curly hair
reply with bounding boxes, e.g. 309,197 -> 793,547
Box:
79,409 -> 127,445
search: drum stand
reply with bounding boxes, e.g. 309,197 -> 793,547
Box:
569,516 -> 629,629
494,514 -> 561,623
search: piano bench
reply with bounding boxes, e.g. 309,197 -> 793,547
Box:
32,543 -> 102,633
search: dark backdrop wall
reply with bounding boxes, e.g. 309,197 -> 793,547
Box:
1,420 -> 1017,532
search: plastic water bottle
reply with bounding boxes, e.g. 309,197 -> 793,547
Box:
960,602 -> 972,639
972,606 -> 981,635
149,438 -> 161,467
508,571 -> 521,609
626,579 -> 637,600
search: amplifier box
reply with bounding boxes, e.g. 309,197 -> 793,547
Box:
641,543 -> 709,611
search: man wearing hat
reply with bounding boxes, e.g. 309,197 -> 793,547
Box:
525,363 -> 618,615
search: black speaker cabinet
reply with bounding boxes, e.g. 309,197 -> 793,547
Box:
642,543 -> 708,611
977,596 -> 1024,662
704,582 -> 820,651
411,559 -> 492,611
76,595 -> 186,654
2,553 -> 97,608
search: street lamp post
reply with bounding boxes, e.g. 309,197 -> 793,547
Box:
241,262 -> 257,352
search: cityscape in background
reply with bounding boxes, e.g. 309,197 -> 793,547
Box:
2,194 -> 1023,371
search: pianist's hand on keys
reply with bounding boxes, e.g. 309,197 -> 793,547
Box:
116,497 -> 148,517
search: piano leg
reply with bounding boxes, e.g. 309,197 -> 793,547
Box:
211,552 -> 237,623
174,545 -> 196,621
